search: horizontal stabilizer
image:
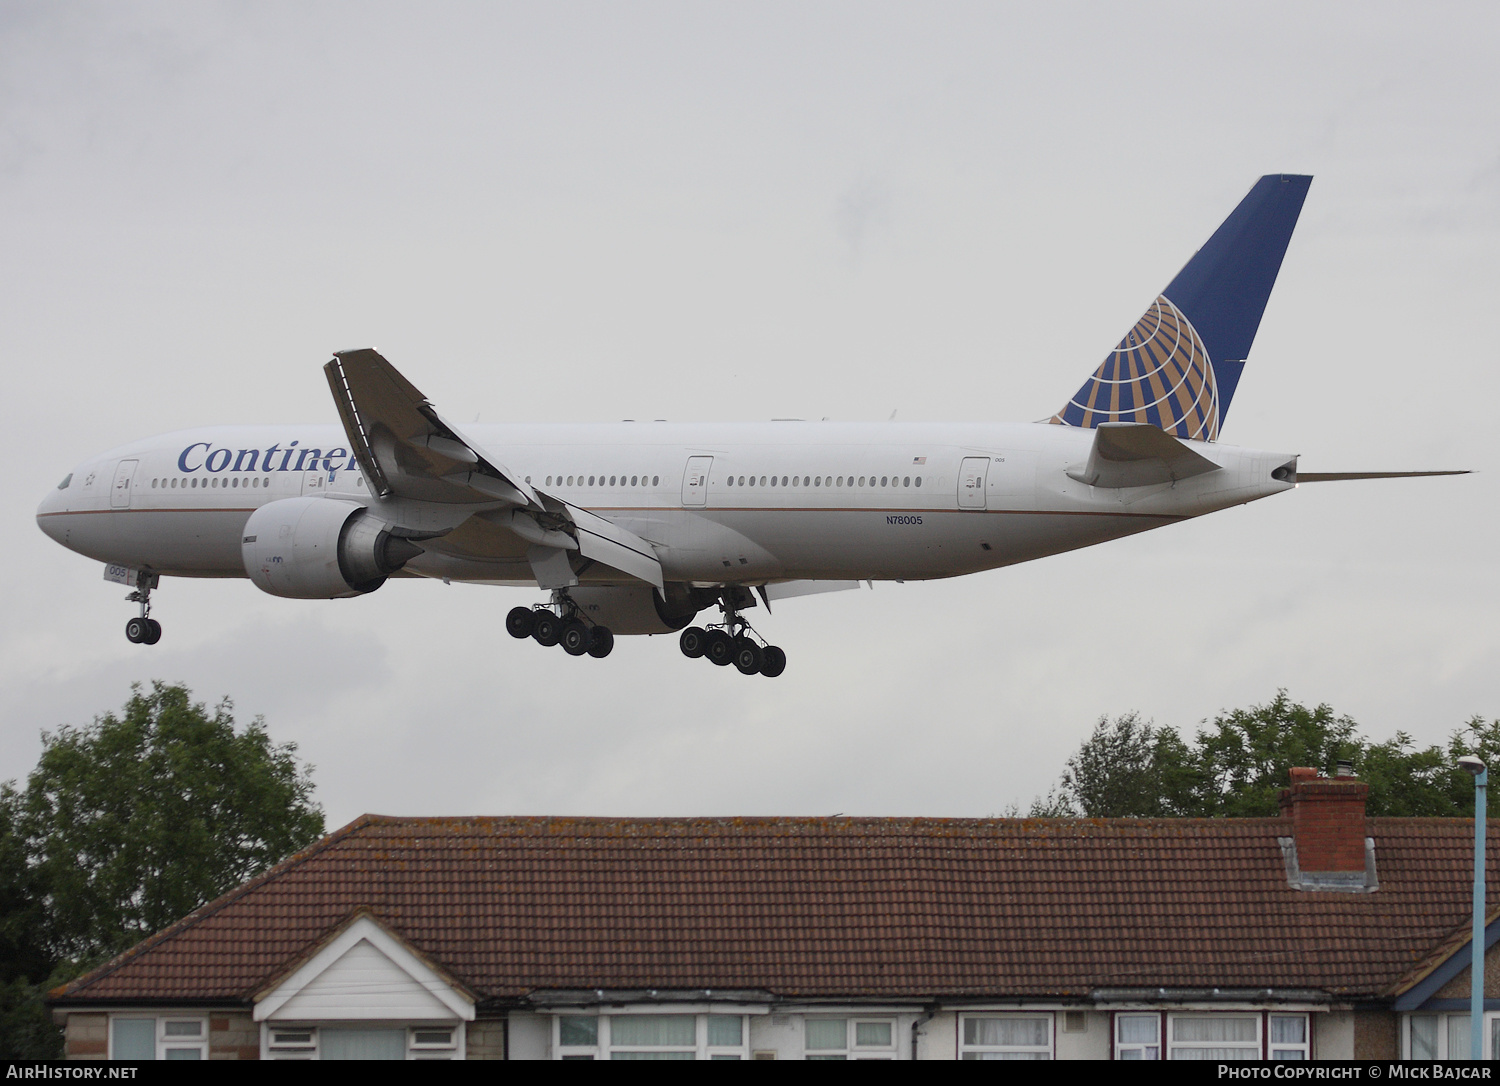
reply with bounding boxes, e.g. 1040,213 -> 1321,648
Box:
1296,470 -> 1470,483
1067,422 -> 1221,489
325,349 -> 539,507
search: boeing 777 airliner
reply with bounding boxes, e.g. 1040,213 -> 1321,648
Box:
34,175 -> 1462,676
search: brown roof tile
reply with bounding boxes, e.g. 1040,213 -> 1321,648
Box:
51,815 -> 1500,1004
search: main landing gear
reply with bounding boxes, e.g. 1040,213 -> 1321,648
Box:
678,592 -> 786,678
123,574 -> 162,645
505,592 -> 614,659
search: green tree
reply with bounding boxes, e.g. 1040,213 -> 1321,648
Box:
1060,712 -> 1198,817
10,682 -> 325,964
0,683 -> 324,1057
1047,692 -> 1500,820
1189,692 -> 1363,817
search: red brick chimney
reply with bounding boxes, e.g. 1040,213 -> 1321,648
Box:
1279,765 -> 1369,872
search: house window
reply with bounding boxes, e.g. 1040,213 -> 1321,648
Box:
1405,1013 -> 1500,1059
109,1016 -> 207,1060
804,1017 -> 897,1059
553,1013 -> 750,1060
261,1023 -> 463,1060
959,1014 -> 1052,1059
1115,1013 -> 1160,1060
1167,1015 -> 1260,1060
1268,1015 -> 1310,1060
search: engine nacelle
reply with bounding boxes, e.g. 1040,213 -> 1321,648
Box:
241,497 -> 422,599
568,584 -> 704,635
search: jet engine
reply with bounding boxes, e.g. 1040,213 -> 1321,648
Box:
567,584 -> 704,635
241,497 -> 423,599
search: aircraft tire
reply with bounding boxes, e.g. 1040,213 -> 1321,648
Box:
505,606 -> 535,639
532,611 -> 562,647
761,646 -> 787,678
732,638 -> 763,675
143,619 -> 162,645
587,627 -> 615,659
560,619 -> 592,656
705,630 -> 734,667
679,627 -> 707,658
125,617 -> 147,644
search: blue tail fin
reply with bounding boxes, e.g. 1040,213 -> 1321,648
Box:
1051,174 -> 1311,441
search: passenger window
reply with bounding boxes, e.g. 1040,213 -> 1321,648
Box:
652,475 -> 659,486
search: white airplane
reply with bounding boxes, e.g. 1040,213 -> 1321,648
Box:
35,175 -> 1462,677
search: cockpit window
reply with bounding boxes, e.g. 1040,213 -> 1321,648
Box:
57,474 -> 72,490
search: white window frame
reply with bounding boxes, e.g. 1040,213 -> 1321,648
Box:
1167,1013 -> 1263,1061
1404,1011 -> 1500,1060
259,1021 -> 465,1060
107,1014 -> 208,1060
803,1016 -> 898,1060
1266,1013 -> 1311,1060
958,1012 -> 1054,1059
1114,1012 -> 1162,1060
552,1012 -> 751,1060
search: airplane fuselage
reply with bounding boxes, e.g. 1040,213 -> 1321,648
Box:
37,420 -> 1294,589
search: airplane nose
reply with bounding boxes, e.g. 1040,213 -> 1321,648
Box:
36,475 -> 72,542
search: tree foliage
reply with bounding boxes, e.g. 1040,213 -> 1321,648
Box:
0,683 -> 324,1056
1050,692 -> 1500,819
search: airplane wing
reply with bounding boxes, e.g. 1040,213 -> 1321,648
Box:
325,348 -> 663,589
1066,422 -> 1222,489
326,348 -> 540,506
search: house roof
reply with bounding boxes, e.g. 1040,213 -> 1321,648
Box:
51,814 -> 1500,1006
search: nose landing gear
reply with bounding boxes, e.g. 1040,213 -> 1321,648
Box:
678,590 -> 785,678
123,575 -> 162,645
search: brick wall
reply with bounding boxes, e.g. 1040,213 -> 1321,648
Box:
467,1018 -> 506,1060
63,1013 -> 107,1060
209,1012 -> 258,1060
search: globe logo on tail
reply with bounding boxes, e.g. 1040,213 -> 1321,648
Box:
1050,295 -> 1220,442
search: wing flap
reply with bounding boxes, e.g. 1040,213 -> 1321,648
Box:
1067,422 -> 1222,489
560,502 -> 665,589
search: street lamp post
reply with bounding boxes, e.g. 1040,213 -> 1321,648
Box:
1460,755 -> 1487,1061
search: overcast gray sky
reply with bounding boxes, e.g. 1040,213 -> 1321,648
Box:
2,1 -> 1496,827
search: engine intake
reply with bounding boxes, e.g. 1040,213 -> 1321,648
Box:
241,497 -> 422,599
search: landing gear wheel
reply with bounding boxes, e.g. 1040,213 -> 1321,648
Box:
560,619 -> 592,656
143,619 -> 162,645
506,606 -> 535,639
705,629 -> 734,667
587,626 -> 615,659
532,611 -> 562,647
760,645 -> 787,678
125,617 -> 147,644
733,637 -> 763,675
679,627 -> 708,659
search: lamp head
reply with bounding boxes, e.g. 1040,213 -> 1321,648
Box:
1459,756 -> 1487,776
